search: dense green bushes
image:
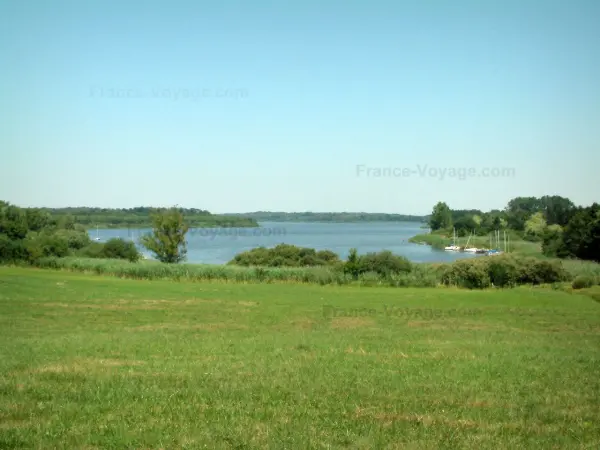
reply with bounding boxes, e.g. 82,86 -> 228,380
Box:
228,244 -> 342,267
343,248 -> 412,279
100,238 -> 141,262
572,275 -> 596,290
0,202 -> 140,264
28,252 -> 582,290
439,255 -> 569,289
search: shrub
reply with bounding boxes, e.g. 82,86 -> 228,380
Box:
76,242 -> 105,258
441,259 -> 490,289
0,233 -> 29,262
229,244 -> 342,267
515,258 -> 569,285
572,275 -> 595,290
357,250 -> 412,277
54,229 -> 92,250
101,238 -> 141,262
487,256 -> 519,288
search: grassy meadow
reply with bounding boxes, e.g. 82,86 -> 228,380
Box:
1,267 -> 600,448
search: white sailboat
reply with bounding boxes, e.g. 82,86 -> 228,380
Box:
94,225 -> 101,241
444,228 -> 460,251
464,230 -> 478,253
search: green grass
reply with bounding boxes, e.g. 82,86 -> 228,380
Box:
1,267 -> 600,449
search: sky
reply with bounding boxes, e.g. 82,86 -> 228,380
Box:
1,0 -> 599,215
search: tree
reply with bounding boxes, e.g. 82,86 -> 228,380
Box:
0,205 -> 28,240
140,207 -> 189,263
505,197 -> 542,230
524,212 -> 547,239
539,195 -> 576,226
560,204 -> 600,262
429,202 -> 452,231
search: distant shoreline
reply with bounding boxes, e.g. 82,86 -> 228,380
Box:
221,212 -> 428,223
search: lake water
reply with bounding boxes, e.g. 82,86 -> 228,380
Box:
90,222 -> 482,265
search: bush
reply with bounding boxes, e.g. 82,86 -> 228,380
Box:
487,256 -> 519,288
101,238 -> 141,262
572,275 -> 595,290
0,233 -> 29,262
515,258 -> 569,285
441,259 -> 490,289
229,244 -> 342,267
356,250 -> 412,277
54,229 -> 92,250
76,242 -> 105,258
23,232 -> 70,260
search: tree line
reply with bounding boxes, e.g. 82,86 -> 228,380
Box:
428,196 -> 599,262
222,211 -> 427,223
34,206 -> 258,228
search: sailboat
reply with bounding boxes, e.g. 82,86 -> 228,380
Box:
444,228 -> 460,251
487,229 -> 503,256
94,225 -> 101,241
464,230 -> 478,253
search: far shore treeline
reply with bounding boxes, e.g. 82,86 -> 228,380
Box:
35,206 -> 259,229
221,211 -> 428,223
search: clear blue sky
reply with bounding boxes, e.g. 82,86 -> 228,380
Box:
1,0 -> 599,215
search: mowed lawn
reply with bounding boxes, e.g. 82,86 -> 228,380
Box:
1,268 -> 599,449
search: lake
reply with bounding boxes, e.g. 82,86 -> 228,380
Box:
90,222 -> 483,265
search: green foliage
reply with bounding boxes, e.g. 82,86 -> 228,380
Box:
429,202 -> 452,231
441,259 -> 491,289
28,251 -> 595,290
229,244 -> 342,267
353,250 -> 412,278
524,212 -> 547,239
37,206 -> 258,228
513,258 -> 570,285
139,207 -> 189,263
0,201 -> 120,263
101,238 -> 141,262
572,275 -> 595,290
343,248 -> 361,279
542,203 -> 600,262
487,256 -> 519,288
0,205 -> 29,240
0,234 -> 29,262
23,231 -> 70,260
75,242 -> 106,258
439,255 -> 568,289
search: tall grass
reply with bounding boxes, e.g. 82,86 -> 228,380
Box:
29,254 -> 600,289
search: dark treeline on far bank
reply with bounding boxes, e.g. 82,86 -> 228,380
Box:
24,206 -> 259,228
222,211 -> 427,223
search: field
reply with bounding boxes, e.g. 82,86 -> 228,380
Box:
1,268 -> 600,449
